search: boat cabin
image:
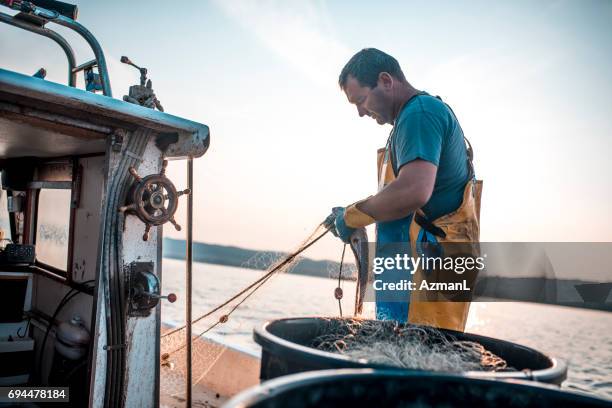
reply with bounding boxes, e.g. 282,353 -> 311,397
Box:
0,1 -> 209,406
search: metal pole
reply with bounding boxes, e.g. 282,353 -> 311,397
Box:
186,157 -> 193,407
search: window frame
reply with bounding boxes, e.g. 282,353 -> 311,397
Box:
27,158 -> 80,281
0,184 -> 13,244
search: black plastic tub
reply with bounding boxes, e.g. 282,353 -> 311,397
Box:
253,317 -> 567,384
223,369 -> 611,408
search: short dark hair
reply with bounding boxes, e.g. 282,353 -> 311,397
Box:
339,48 -> 406,89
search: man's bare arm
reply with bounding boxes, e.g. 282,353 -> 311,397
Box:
357,159 -> 437,222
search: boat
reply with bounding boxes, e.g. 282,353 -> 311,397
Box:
0,1 -> 223,406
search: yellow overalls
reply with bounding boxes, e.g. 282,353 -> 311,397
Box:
376,138 -> 483,332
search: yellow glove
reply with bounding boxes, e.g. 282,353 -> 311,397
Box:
344,199 -> 376,228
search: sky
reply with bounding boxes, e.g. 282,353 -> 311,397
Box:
1,0 -> 611,262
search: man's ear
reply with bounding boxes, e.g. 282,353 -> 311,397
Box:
378,72 -> 394,90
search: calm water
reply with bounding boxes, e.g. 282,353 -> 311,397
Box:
161,259 -> 612,400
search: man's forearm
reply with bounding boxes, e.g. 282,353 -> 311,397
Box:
356,181 -> 427,222
347,159 -> 436,224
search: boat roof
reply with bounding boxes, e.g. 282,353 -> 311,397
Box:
0,68 -> 209,159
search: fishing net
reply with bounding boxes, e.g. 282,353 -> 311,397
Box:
311,318 -> 513,373
160,223 -> 331,404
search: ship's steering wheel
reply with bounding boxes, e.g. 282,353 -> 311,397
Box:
119,160 -> 190,240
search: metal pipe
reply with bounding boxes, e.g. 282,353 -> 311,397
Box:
2,3 -> 112,96
186,157 -> 193,407
50,14 -> 112,96
0,11 -> 77,87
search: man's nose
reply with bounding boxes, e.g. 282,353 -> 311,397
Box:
357,105 -> 367,117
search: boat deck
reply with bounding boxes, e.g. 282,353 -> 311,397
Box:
159,334 -> 260,407
161,384 -> 228,408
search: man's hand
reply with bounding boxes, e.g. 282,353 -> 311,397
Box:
325,203 -> 376,244
325,207 -> 355,243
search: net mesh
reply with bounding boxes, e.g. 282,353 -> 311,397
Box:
160,224 -> 330,402
311,318 -> 512,372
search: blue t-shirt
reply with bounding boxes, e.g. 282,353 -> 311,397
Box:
390,92 -> 470,220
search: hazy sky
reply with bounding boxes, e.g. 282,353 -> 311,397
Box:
1,0 -> 611,262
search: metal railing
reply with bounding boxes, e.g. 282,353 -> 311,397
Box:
0,0 -> 112,96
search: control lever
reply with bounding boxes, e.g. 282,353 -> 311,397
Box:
128,263 -> 174,316
139,290 -> 177,303
121,55 -> 164,111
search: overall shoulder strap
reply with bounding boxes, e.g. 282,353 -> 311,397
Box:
434,95 -> 475,180
386,91 -> 428,175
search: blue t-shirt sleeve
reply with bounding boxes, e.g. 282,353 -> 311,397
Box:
393,111 -> 443,170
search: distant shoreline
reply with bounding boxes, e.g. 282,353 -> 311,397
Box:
162,237 -> 354,279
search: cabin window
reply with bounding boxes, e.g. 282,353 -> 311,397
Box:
35,188 -> 71,271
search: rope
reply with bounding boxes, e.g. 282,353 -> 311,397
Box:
336,244 -> 346,317
162,226 -> 331,340
165,270 -> 277,357
160,226 -> 331,359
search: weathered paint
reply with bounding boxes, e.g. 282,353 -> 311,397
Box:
122,139 -> 164,407
89,142 -> 117,408
0,68 -> 210,160
90,285 -> 108,408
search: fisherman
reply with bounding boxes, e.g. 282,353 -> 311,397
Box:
327,48 -> 482,331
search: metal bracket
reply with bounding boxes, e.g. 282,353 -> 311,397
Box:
103,343 -> 126,351
110,129 -> 125,152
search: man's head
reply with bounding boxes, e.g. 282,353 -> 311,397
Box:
339,48 -> 407,125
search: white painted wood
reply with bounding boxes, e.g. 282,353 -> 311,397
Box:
122,139 -> 162,408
